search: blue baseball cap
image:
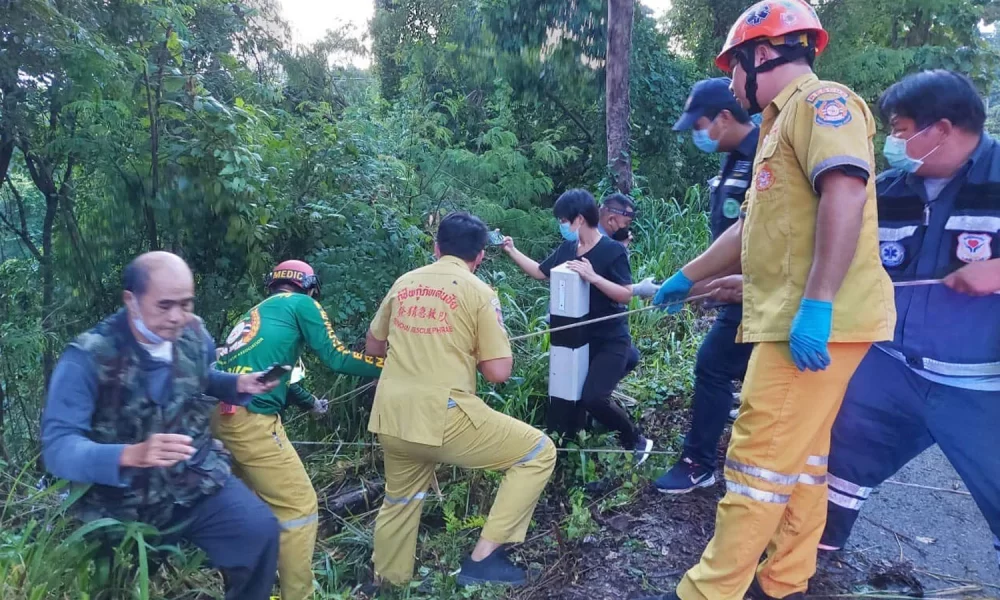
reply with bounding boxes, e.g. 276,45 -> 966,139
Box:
673,78 -> 744,131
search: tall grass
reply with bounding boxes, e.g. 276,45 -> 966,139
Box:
0,186 -> 714,599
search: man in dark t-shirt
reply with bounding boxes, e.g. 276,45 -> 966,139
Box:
503,189 -> 652,464
539,236 -> 632,340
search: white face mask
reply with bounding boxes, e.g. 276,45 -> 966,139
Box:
129,299 -> 168,345
139,339 -> 174,362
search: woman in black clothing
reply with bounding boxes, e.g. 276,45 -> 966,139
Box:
503,189 -> 653,464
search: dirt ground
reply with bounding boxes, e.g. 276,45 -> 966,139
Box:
515,411 -> 1000,600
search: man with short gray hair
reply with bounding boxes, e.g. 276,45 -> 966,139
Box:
42,251 -> 282,600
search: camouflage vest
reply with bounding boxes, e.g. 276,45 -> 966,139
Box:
70,310 -> 231,528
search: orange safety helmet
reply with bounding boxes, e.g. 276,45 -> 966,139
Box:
264,260 -> 321,296
714,0 -> 829,114
716,0 -> 828,72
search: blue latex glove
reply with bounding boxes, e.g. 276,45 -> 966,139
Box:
653,271 -> 694,314
789,298 -> 833,372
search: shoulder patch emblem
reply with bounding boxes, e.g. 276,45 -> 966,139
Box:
222,308 -> 260,357
879,242 -> 905,267
957,232 -> 993,263
807,87 -> 853,128
806,87 -> 849,103
814,97 -> 852,128
756,164 -> 775,191
491,296 -> 505,326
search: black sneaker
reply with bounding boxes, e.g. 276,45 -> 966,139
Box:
746,577 -> 805,600
654,457 -> 716,494
634,436 -> 654,466
457,548 -> 526,586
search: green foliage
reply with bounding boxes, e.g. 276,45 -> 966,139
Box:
564,488 -> 598,541
666,0 -> 1000,106
816,0 -> 1000,102
2,0 -> 998,598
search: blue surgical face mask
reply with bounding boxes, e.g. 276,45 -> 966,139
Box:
750,113 -> 763,126
558,221 -> 579,242
129,300 -> 167,344
692,128 -> 719,153
883,126 -> 940,174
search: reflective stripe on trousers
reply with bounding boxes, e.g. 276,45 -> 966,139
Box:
826,473 -> 872,511
280,513 -> 319,530
678,342 -> 871,600
724,455 -> 829,505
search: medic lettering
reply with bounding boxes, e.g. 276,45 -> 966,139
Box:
271,269 -> 305,282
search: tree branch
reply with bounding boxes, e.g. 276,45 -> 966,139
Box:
0,177 -> 41,260
0,134 -> 13,185
543,89 -> 594,145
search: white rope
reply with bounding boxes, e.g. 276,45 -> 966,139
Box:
508,279 -> 948,342
508,291 -> 716,342
291,438 -> 679,456
288,279 -> 948,454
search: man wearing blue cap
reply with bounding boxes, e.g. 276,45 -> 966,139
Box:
653,77 -> 759,494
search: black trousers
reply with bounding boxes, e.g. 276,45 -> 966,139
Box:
579,337 -> 643,448
683,303 -> 753,469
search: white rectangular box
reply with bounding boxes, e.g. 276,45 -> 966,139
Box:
549,264 -> 590,318
549,344 -> 589,401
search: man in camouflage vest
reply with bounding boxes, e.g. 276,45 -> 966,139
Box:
42,252 -> 282,600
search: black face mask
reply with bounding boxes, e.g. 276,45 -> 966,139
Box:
611,226 -> 631,242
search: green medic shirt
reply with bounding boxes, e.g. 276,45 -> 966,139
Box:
216,292 -> 383,415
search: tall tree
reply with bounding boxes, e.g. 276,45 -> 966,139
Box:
667,0 -> 1000,104
606,0 -> 635,194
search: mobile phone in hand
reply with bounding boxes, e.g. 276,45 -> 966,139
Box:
257,364 -> 291,383
488,230 -> 504,246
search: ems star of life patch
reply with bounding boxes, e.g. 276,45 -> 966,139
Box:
745,3 -> 770,25
879,241 -> 905,267
957,232 -> 993,263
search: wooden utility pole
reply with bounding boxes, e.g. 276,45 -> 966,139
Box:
606,0 -> 634,194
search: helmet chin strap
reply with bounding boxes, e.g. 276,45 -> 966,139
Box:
736,43 -> 817,115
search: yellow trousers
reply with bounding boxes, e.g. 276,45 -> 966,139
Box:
679,342 -> 870,600
373,406 -> 557,585
212,408 -> 317,600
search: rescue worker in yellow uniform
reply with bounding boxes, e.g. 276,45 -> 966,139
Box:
364,212 -> 557,588
642,2 -> 896,599
214,260 -> 383,600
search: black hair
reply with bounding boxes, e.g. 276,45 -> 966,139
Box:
437,211 -> 489,261
601,192 -> 636,214
553,189 -> 600,227
724,103 -> 751,124
122,259 -> 150,296
878,70 -> 985,133
268,282 -> 306,296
